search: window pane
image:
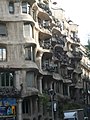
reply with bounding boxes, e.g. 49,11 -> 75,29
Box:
22,2 -> 30,14
3,48 -> 6,61
6,72 -> 9,86
26,100 -> 28,113
28,49 -> 31,60
24,24 -> 30,36
22,2 -> 27,13
29,24 -> 33,38
10,73 -> 14,86
0,24 -> 7,36
0,49 -> 2,60
0,48 -> 6,61
0,72 -> 14,87
9,2 -> 14,14
24,23 -> 33,37
25,46 -> 35,61
1,73 -> 5,86
30,47 -> 34,61
26,72 -> 34,87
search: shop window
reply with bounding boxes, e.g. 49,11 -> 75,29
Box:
26,72 -> 35,87
0,98 -> 16,117
0,23 -> 7,36
9,1 -> 14,14
22,2 -> 30,14
25,46 -> 35,61
0,47 -> 7,61
23,23 -> 33,38
0,72 -> 14,87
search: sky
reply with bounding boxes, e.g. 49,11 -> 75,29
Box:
51,0 -> 90,45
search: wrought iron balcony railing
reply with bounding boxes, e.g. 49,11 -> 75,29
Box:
37,2 -> 52,16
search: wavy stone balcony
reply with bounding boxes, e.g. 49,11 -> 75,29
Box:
81,61 -> 90,70
0,14 -> 35,23
37,2 -> 52,18
52,26 -> 61,35
23,36 -> 37,47
39,25 -> 52,40
24,87 -> 39,97
0,61 -> 39,72
72,51 -> 82,61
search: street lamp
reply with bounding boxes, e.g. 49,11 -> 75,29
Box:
49,88 -> 55,120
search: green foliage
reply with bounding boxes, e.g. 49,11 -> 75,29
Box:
39,93 -> 49,105
58,102 -> 64,119
63,102 -> 82,111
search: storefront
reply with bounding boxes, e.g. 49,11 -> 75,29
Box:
0,98 -> 16,120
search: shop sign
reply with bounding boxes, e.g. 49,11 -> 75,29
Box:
0,98 -> 16,117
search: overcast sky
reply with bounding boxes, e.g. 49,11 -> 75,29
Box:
52,0 -> 90,45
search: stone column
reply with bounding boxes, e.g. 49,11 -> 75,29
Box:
68,85 -> 70,97
16,98 -> 23,120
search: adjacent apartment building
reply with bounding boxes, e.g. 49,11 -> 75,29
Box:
0,0 -> 90,120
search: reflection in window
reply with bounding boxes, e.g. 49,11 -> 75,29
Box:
0,48 -> 6,61
9,2 -> 14,14
0,72 -> 14,87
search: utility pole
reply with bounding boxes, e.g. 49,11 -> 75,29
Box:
49,89 -> 55,120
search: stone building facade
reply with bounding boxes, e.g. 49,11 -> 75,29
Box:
0,0 -> 89,120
